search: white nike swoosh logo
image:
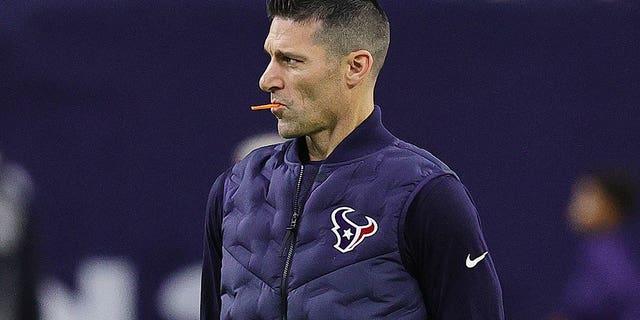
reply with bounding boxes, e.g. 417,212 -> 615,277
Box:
466,251 -> 489,268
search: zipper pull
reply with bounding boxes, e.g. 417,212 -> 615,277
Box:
281,164 -> 304,257
280,229 -> 293,256
280,213 -> 299,256
288,212 -> 299,231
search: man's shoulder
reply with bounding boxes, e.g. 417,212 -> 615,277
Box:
230,139 -> 291,174
239,140 -> 288,161
383,139 -> 456,178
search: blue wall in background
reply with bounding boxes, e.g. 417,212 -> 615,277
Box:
1,1 -> 639,319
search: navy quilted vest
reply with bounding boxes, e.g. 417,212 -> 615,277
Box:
220,110 -> 455,319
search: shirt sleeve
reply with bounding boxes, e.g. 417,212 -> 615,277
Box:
401,174 -> 504,319
200,170 -> 229,320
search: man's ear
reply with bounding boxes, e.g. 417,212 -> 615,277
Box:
345,50 -> 373,88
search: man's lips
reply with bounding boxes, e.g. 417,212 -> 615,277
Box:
270,103 -> 286,117
270,101 -> 285,110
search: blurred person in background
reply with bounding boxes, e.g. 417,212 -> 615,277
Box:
552,168 -> 640,320
0,151 -> 39,320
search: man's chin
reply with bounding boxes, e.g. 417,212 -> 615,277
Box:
277,124 -> 302,139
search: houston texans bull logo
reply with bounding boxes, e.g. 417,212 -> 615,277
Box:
331,207 -> 378,253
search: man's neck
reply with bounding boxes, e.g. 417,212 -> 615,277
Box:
305,103 -> 374,161
305,134 -> 337,161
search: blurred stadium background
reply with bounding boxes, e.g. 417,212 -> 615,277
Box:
1,0 -> 639,319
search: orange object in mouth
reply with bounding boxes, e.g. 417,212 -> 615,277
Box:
250,103 -> 280,111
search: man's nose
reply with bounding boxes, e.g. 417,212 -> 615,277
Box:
259,60 -> 284,93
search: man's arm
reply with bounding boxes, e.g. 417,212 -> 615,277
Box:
200,171 -> 228,320
401,175 -> 504,319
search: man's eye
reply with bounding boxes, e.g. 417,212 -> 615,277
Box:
283,57 -> 300,65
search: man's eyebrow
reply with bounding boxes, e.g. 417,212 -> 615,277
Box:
264,48 -> 306,60
283,50 -> 308,60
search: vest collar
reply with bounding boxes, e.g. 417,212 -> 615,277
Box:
285,106 -> 397,165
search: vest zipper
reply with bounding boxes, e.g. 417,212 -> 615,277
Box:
280,164 -> 304,320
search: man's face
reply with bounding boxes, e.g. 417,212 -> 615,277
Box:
259,18 -> 344,139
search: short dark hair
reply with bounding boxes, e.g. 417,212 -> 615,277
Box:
585,168 -> 636,216
267,0 -> 390,76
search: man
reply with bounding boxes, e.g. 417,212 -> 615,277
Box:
201,0 -> 504,319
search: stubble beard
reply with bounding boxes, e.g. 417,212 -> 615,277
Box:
276,111 -> 328,140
